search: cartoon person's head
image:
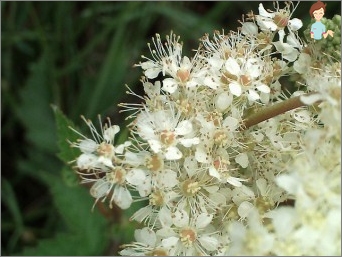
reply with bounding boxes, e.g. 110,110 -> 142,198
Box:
309,0 -> 327,22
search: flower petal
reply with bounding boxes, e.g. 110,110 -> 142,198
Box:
229,82 -> 242,96
162,78 -> 178,93
225,57 -> 241,75
164,146 -> 182,160
174,120 -> 193,135
235,152 -> 249,168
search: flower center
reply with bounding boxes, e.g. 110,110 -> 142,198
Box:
221,71 -> 238,84
214,130 -> 228,145
177,69 -> 190,83
97,142 -> 115,158
239,74 -> 251,86
182,179 -> 201,197
255,196 -> 274,215
146,154 -> 164,172
106,167 -> 126,184
274,13 -> 288,28
177,99 -> 192,115
180,228 -> 197,247
160,130 -> 176,146
206,112 -> 222,126
149,190 -> 164,206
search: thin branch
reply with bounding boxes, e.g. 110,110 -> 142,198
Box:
240,92 -> 321,131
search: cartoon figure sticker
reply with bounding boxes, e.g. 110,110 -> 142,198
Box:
309,0 -> 334,40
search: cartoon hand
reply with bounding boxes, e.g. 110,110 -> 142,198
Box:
327,30 -> 334,37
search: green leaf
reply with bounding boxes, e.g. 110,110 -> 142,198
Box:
15,48 -> 58,154
61,166 -> 79,188
52,105 -> 81,164
17,175 -> 110,256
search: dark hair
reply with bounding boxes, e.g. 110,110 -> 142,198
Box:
309,0 -> 327,18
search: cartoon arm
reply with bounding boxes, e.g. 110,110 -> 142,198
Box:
310,24 -> 314,38
327,29 -> 334,37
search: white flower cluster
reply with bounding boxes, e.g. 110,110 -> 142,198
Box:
69,2 -> 341,256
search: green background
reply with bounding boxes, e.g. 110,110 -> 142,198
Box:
2,1 -> 341,255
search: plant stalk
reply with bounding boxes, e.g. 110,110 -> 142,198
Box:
240,92 -> 321,131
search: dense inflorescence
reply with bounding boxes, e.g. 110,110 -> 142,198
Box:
68,2 -> 341,255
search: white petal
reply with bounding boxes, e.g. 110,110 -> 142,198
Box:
225,57 -> 241,75
79,139 -> 98,153
113,186 -> 132,209
174,120 -> 193,135
300,93 -> 322,105
293,53 -> 311,74
144,81 -> 161,98
158,208 -> 174,227
287,32 -> 302,48
126,168 -> 146,185
275,174 -> 300,194
195,213 -> 213,229
235,152 -> 249,168
267,207 -> 296,238
237,201 -> 255,219
137,176 -> 151,197
256,178 -> 268,196
248,89 -> 260,101
135,227 -> 156,246
229,82 -> 242,96
241,22 -> 258,35
157,169 -> 178,188
223,116 -> 239,131
115,141 -> 131,154
103,125 -> 120,142
292,110 -> 311,123
251,131 -> 264,142
162,237 -> 179,247
204,75 -> 219,89
258,3 -> 275,18
164,146 -> 182,160
148,139 -> 162,153
279,29 -> 287,41
208,55 -> 225,69
162,78 -> 178,94
216,92 -> 232,111
209,166 -> 221,180
90,179 -> 111,198
140,61 -> 160,79
246,58 -> 261,78
256,84 -> 270,93
198,236 -> 219,251
179,137 -> 200,147
195,146 -> 210,163
227,176 -> 244,187
97,156 -> 114,168
77,153 -> 98,169
258,20 -> 278,31
173,210 -> 189,227
288,18 -> 303,31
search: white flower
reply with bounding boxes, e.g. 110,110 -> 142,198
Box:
70,115 -> 131,170
89,165 -> 145,210
273,29 -> 300,62
256,3 -> 302,32
119,227 -> 170,256
135,109 -> 199,160
156,210 -> 220,255
224,56 -> 271,101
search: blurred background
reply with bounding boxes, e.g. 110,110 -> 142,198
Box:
1,1 -> 340,255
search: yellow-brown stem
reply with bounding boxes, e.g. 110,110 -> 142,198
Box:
240,92 -> 320,131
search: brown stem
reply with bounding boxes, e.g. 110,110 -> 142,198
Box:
240,92 -> 321,131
